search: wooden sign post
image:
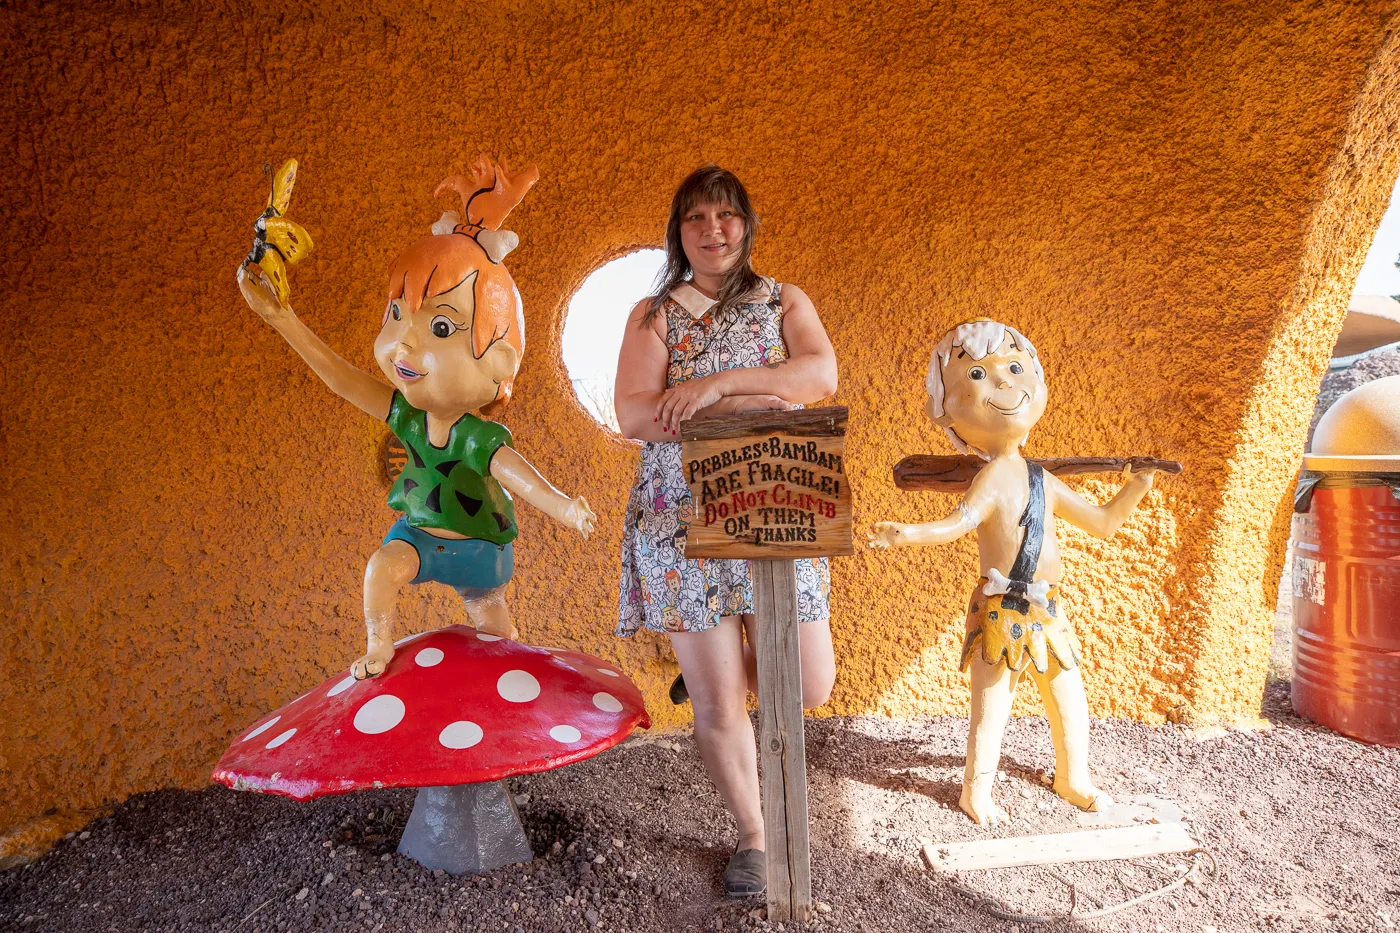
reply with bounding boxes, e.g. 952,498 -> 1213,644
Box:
681,406 -> 853,922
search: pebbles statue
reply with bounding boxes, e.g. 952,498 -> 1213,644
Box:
867,319 -> 1159,826
237,156 -> 596,678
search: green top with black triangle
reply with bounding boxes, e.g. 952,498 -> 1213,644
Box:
385,391 -> 517,545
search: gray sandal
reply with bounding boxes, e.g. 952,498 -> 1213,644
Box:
723,847 -> 766,898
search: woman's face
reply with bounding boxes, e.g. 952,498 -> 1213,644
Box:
679,200 -> 746,281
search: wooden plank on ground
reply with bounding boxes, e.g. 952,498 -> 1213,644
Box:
920,823 -> 1198,872
894,455 -> 1183,494
752,559 -> 813,922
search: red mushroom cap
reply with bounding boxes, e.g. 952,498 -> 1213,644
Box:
213,626 -> 651,800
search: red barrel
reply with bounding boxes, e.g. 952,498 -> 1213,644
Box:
1291,477 -> 1400,746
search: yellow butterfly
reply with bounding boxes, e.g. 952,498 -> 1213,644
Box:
243,159 -> 314,305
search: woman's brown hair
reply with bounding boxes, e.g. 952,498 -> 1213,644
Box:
643,164 -> 763,325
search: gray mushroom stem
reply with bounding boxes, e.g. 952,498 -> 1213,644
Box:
397,780 -> 533,875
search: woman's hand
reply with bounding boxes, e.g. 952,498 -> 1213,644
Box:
654,374 -> 727,435
237,262 -> 295,328
729,395 -> 796,415
564,496 -> 597,539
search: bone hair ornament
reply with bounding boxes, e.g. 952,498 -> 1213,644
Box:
868,317 -> 1164,828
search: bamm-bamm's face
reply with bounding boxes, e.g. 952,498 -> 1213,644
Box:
937,333 -> 1046,453
373,270 -> 518,415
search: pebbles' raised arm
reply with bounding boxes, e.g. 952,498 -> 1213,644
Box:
236,264 -> 394,421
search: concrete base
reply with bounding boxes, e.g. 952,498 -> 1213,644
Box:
397,782 -> 533,875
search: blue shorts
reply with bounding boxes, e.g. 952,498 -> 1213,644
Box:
382,517 -> 513,599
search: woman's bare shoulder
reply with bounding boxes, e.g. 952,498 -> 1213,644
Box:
778,281 -> 811,304
626,296 -> 669,338
778,282 -> 821,318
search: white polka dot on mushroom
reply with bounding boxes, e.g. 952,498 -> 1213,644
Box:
592,692 -> 623,713
438,720 -> 484,749
549,725 -> 582,743
415,647 -> 444,667
595,668 -> 621,677
328,676 -> 356,697
475,633 -> 502,642
242,716 -> 280,741
353,694 -> 406,734
497,670 -> 540,703
266,728 -> 297,749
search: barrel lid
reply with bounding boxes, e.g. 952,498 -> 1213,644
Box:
1302,454 -> 1400,473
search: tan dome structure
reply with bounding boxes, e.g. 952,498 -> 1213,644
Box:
7,0 -> 1400,852
1309,375 -> 1400,469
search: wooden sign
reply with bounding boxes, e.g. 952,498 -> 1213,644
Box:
680,407 -> 854,559
894,455 -> 1183,494
679,406 -> 854,923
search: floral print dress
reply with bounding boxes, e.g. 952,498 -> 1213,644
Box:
616,277 -> 832,636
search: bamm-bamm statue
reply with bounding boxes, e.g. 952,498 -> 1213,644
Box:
867,319 -> 1164,826
236,156 -> 596,680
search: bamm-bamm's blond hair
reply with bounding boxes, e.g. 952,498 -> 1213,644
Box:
926,319 -> 1044,458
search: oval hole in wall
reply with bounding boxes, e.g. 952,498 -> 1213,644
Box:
562,249 -> 667,432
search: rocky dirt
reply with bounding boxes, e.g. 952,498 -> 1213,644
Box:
3,675 -> 1399,933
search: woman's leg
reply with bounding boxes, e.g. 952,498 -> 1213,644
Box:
670,615 -> 765,851
740,615 -> 836,709
355,539 -> 420,679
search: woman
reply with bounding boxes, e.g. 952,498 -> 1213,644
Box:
614,165 -> 838,897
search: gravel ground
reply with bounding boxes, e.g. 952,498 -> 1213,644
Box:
3,675 -> 1398,933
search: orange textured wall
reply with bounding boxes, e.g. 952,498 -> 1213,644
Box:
3,1 -> 1400,837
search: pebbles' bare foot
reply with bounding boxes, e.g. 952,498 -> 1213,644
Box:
1053,777 -> 1113,811
959,787 -> 1011,826
351,645 -> 394,680
476,618 -> 519,641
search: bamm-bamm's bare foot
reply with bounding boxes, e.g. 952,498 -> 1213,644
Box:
1053,776 -> 1113,811
351,643 -> 395,680
959,786 -> 1011,826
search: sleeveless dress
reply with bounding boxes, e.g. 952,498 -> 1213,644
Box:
616,278 -> 832,636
